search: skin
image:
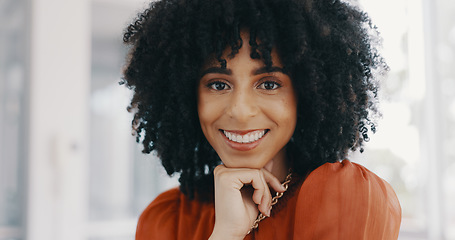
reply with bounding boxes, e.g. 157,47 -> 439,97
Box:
197,33 -> 298,239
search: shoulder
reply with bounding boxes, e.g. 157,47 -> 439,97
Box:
302,160 -> 400,208
136,188 -> 181,240
136,187 -> 215,240
294,160 -> 401,239
304,159 -> 388,186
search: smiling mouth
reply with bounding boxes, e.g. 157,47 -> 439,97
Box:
221,129 -> 269,143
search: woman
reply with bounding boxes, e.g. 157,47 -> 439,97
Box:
122,0 -> 402,239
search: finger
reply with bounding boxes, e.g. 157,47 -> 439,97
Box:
252,186 -> 263,205
232,169 -> 268,208
213,167 -> 273,216
216,168 -> 265,204
262,169 -> 287,192
248,170 -> 266,205
258,171 -> 272,216
213,164 -> 227,175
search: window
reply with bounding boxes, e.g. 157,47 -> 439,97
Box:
352,0 -> 455,239
0,0 -> 28,239
87,1 -> 178,239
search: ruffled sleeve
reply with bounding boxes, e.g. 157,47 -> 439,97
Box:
294,160 -> 401,240
136,188 -> 181,240
136,187 -> 215,240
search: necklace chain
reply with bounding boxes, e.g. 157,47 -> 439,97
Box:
247,170 -> 292,234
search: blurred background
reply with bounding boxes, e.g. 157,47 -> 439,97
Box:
0,0 -> 454,239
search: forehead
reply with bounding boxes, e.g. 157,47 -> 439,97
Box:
202,55 -> 222,69
201,46 -> 283,71
201,30 -> 283,70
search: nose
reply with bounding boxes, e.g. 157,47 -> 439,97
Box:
226,88 -> 259,122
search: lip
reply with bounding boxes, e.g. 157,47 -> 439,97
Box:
219,129 -> 269,151
224,129 -> 262,135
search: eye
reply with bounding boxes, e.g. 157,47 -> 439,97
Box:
207,81 -> 230,91
258,81 -> 281,90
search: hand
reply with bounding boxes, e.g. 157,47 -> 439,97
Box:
209,165 -> 286,240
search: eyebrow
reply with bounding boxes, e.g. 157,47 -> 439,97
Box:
200,67 -> 232,77
200,66 -> 285,78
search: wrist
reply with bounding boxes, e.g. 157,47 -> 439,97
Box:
209,234 -> 245,240
209,227 -> 245,240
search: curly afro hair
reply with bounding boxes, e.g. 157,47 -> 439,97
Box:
122,0 -> 386,199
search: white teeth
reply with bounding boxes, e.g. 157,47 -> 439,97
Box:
222,130 -> 266,144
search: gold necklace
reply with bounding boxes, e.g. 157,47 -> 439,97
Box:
247,171 -> 293,234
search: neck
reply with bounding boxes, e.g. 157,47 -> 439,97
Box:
263,148 -> 290,182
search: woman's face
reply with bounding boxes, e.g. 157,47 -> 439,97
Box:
197,35 -> 297,170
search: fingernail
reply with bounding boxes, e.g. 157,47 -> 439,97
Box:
266,208 -> 271,217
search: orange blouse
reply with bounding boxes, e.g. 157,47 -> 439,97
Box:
136,160 -> 402,239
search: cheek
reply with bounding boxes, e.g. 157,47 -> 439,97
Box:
266,94 -> 298,126
284,89 -> 298,123
197,97 -> 209,129
279,105 -> 297,132
284,97 -> 298,125
197,94 -> 220,132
